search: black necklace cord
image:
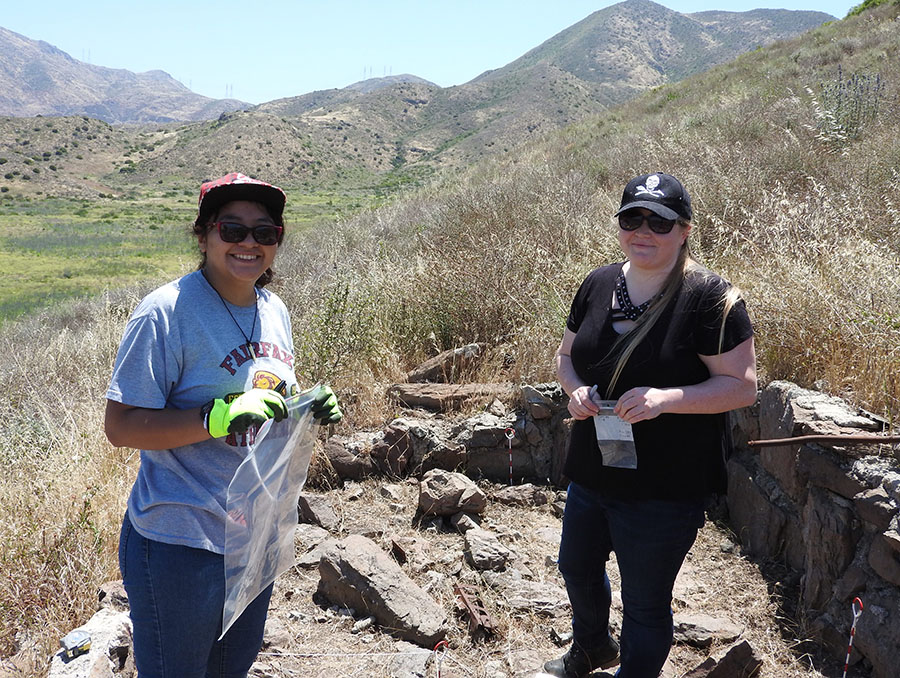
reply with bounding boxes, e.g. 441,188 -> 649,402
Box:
202,270 -> 259,359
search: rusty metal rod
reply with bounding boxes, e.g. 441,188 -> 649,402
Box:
748,434 -> 900,448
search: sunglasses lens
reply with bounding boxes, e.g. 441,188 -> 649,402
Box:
617,212 -> 676,234
647,216 -> 675,234
618,214 -> 643,231
217,222 -> 281,245
219,222 -> 248,242
253,226 -> 280,245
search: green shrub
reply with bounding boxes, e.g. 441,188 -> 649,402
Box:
848,0 -> 896,17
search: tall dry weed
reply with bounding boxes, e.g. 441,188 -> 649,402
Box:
1,5 -> 899,671
0,289 -> 149,658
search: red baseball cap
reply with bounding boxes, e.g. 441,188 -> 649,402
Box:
196,172 -> 286,226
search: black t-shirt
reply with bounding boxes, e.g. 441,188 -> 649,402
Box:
564,262 -> 754,500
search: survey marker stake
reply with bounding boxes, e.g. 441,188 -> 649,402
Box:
505,427 -> 515,486
842,597 -> 864,678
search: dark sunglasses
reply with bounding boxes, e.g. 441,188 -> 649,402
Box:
215,221 -> 283,246
618,211 -> 677,234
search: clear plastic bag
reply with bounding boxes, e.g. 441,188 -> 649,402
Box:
592,400 -> 638,469
220,384 -> 323,639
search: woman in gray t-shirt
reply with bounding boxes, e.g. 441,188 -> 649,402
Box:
105,172 -> 341,678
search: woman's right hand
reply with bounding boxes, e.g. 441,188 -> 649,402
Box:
205,389 -> 287,438
567,385 -> 601,420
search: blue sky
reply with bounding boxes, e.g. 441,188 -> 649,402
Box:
3,1 -> 857,105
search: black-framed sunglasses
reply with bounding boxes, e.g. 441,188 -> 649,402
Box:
618,211 -> 677,234
215,221 -> 283,246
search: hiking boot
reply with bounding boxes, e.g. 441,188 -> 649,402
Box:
542,637 -> 620,678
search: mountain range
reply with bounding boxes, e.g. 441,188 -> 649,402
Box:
0,0 -> 834,196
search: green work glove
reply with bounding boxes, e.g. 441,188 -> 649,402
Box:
204,389 -> 287,438
311,385 -> 342,425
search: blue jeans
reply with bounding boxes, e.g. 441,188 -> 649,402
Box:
119,513 -> 274,678
558,483 -> 705,678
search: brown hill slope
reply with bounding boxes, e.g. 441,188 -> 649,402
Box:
0,27 -> 247,123
0,2 -> 835,198
257,0 -> 834,170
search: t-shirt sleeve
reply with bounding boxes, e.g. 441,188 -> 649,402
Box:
566,272 -> 596,333
693,277 -> 754,356
105,309 -> 180,409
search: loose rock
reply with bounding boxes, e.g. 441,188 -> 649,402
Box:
317,535 -> 447,647
418,469 -> 487,516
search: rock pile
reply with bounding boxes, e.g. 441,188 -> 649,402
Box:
47,348 -> 893,677
728,381 -> 900,678
46,468 -> 762,678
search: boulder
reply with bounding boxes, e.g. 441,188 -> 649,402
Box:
97,581 -> 129,613
323,433 -> 377,480
417,469 -> 487,516
802,487 -> 860,610
681,639 -> 762,678
868,529 -> 900,586
481,569 -> 570,617
673,614 -> 743,648
48,607 -> 134,678
406,343 -> 485,383
294,523 -> 338,569
849,587 -> 900,678
491,483 -> 549,507
388,383 -> 513,412
298,492 -> 341,532
854,487 -> 896,531
388,640 -> 432,678
371,417 -> 465,476
317,535 -> 447,647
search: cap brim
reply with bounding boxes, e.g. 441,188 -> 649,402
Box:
614,201 -> 680,221
199,184 -> 286,224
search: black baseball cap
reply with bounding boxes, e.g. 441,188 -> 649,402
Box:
614,172 -> 692,221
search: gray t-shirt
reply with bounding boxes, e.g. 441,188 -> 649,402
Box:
106,270 -> 297,553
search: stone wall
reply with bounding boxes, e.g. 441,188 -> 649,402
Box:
727,381 -> 899,678
325,377 -> 899,676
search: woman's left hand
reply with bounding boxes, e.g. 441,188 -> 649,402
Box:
614,387 -> 673,424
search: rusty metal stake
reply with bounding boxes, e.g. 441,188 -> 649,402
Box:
453,583 -> 498,638
748,434 -> 900,448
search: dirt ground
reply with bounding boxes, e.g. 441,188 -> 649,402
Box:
246,476 -> 863,678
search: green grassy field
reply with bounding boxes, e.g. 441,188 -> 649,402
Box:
0,190 -> 366,323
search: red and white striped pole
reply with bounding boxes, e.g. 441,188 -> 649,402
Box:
505,428 -> 515,486
842,597 -> 864,678
433,640 -> 448,678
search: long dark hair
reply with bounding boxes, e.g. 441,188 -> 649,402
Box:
192,201 -> 284,288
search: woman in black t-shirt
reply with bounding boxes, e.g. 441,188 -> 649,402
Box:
543,173 -> 757,678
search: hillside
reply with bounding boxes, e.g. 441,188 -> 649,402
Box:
225,0 -> 900,429
1,3 -> 899,674
473,0 -> 833,99
0,2 -> 834,201
0,27 -> 247,124
257,0 -> 834,170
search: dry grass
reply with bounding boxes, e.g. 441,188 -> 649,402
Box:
273,6 -> 900,425
1,6 -> 899,675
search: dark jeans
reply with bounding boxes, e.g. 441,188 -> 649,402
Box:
558,483 -> 705,678
119,513 -> 274,678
